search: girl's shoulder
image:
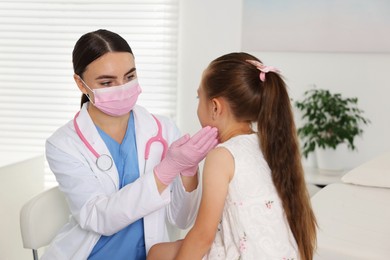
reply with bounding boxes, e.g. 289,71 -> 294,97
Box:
204,146 -> 235,182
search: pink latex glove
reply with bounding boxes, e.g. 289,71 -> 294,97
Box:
154,126 -> 218,185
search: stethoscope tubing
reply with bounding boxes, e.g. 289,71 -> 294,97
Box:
145,115 -> 168,160
74,111 -> 113,171
73,111 -> 168,173
74,111 -> 99,158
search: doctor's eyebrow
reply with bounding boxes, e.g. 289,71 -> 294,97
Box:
95,68 -> 136,80
124,68 -> 136,76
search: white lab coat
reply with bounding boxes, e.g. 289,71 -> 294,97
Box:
42,103 -> 200,260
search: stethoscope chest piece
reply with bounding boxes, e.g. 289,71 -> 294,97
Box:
74,111 -> 167,173
96,154 -> 113,171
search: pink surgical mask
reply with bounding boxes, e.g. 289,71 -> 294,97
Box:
80,78 -> 142,116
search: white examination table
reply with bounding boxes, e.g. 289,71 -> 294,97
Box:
311,153 -> 390,260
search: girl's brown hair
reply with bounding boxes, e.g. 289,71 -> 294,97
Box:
203,52 -> 317,260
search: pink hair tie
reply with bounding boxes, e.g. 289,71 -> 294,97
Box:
246,60 -> 280,82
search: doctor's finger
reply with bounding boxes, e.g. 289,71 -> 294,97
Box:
171,134 -> 190,148
199,135 -> 219,151
190,126 -> 218,145
194,129 -> 218,149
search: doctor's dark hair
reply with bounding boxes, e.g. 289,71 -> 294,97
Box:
72,29 -> 134,106
202,52 -> 317,260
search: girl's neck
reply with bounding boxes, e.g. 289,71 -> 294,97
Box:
218,124 -> 254,143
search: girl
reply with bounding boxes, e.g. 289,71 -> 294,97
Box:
148,52 -> 317,260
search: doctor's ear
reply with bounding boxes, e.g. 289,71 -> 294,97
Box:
74,74 -> 88,94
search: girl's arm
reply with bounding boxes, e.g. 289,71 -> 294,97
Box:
174,147 -> 233,259
147,240 -> 183,260
146,147 -> 233,260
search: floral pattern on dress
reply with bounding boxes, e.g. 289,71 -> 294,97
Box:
265,200 -> 274,209
202,135 -> 298,260
239,233 -> 247,253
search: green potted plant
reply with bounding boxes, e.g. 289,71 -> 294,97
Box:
294,87 -> 370,169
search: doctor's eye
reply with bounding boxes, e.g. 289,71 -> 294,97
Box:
100,81 -> 113,87
126,74 -> 136,82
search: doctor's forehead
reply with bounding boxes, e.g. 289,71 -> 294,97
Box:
84,52 -> 135,77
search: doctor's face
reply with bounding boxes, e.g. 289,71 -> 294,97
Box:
76,52 -> 137,94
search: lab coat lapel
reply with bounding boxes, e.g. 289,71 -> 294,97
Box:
76,103 -> 119,189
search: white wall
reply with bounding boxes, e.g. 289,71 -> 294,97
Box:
178,0 -> 390,169
256,52 -> 390,169
177,0 -> 243,134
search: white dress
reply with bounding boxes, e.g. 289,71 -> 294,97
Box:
203,134 -> 298,260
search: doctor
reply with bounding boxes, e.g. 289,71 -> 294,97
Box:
42,29 -> 218,260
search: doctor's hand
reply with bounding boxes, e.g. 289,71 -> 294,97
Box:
154,126 -> 218,185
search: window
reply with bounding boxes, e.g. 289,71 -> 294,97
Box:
0,0 -> 179,188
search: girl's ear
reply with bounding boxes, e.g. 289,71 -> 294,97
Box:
74,74 -> 88,94
211,97 -> 223,120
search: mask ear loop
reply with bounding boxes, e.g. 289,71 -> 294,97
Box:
77,75 -> 95,104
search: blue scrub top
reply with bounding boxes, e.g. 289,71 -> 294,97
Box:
88,112 -> 146,260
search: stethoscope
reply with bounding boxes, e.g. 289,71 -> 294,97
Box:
73,111 -> 168,173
